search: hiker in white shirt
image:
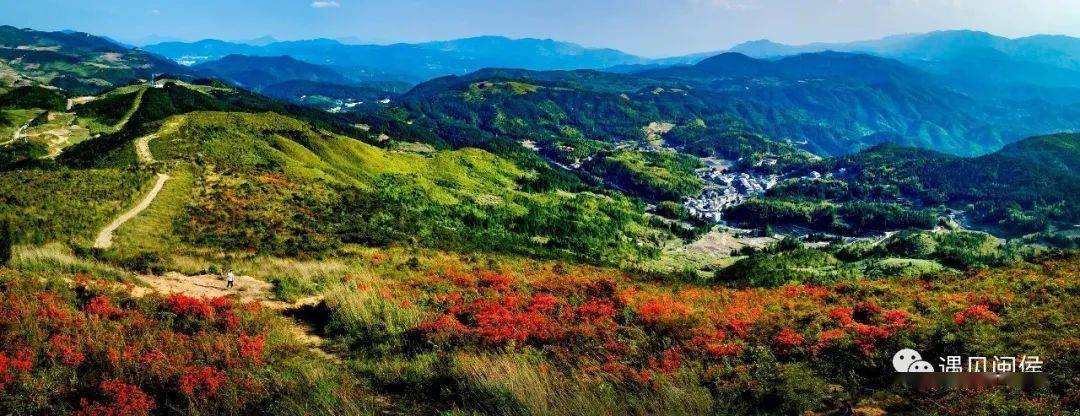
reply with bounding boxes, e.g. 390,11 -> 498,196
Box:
226,272 -> 235,289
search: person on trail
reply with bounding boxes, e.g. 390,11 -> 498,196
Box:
226,271 -> 235,289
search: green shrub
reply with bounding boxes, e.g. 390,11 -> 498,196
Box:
270,274 -> 318,303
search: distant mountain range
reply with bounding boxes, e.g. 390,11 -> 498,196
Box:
4,25 -> 1079,159
143,30 -> 1080,98
143,36 -> 648,83
725,30 -> 1080,93
392,50 -> 1080,157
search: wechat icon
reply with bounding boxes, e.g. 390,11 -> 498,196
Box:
893,349 -> 934,372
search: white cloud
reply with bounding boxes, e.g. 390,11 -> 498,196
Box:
150,9 -> 161,15
310,0 -> 340,8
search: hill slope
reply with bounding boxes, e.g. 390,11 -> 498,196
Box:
193,54 -> 355,90
0,26 -> 194,94
385,52 -> 1080,160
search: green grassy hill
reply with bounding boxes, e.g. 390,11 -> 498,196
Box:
0,78 -> 673,266
0,26 -> 195,94
142,111 -> 663,262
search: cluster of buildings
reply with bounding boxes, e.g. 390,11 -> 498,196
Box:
684,164 -> 781,223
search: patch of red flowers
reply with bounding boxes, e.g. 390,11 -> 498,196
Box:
84,296 -> 123,319
634,296 -> 691,328
75,379 -> 155,416
773,328 -> 805,352
167,294 -> 215,319
0,349 -> 33,392
953,304 -> 1001,325
47,334 -> 86,366
0,274 -> 283,413
179,365 -> 227,399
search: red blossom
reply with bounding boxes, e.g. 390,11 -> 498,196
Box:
817,328 -> 847,345
851,324 -> 892,355
773,328 -> 805,352
179,366 -> 226,399
75,379 -> 156,416
635,297 -> 691,327
167,294 -> 214,319
528,293 -> 559,314
0,349 -> 34,391
575,298 -> 618,321
476,271 -> 513,291
827,307 -> 855,326
650,348 -> 683,374
419,314 -> 467,336
471,299 -> 559,344
882,309 -> 911,330
953,304 -> 1001,325
704,342 -> 742,358
238,335 -> 266,362
84,296 -> 123,319
47,334 -> 85,366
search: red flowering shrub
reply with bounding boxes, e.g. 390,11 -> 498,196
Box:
827,307 -> 855,326
75,379 -> 155,416
179,365 -> 227,399
953,304 -> 1001,325
237,335 -> 266,363
0,350 -> 33,392
84,296 -> 123,319
167,294 -> 215,319
634,296 -> 692,328
773,328 -> 805,352
814,328 -> 848,350
0,273 -> 351,414
882,309 -> 910,329
851,324 -> 892,355
47,334 -> 86,366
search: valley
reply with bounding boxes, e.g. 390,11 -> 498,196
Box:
0,22 -> 1076,416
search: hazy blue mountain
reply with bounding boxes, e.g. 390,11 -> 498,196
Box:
236,35 -> 279,46
639,51 -> 1080,155
725,30 -> 1080,92
145,36 -> 648,83
193,54 -> 354,90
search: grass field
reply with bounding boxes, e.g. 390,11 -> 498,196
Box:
0,108 -> 44,144
112,163 -> 196,253
0,167 -> 151,245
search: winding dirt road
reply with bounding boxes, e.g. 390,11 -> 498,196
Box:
92,173 -> 171,249
134,133 -> 157,164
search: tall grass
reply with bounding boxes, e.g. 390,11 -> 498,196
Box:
322,275 -> 426,357
451,353 -> 713,416
12,243 -> 127,280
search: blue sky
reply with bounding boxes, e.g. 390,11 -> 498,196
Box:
2,0 -> 1079,56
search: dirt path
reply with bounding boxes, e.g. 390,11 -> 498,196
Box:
0,118 -> 34,146
66,96 -> 97,111
134,133 -> 158,164
93,173 -> 171,249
